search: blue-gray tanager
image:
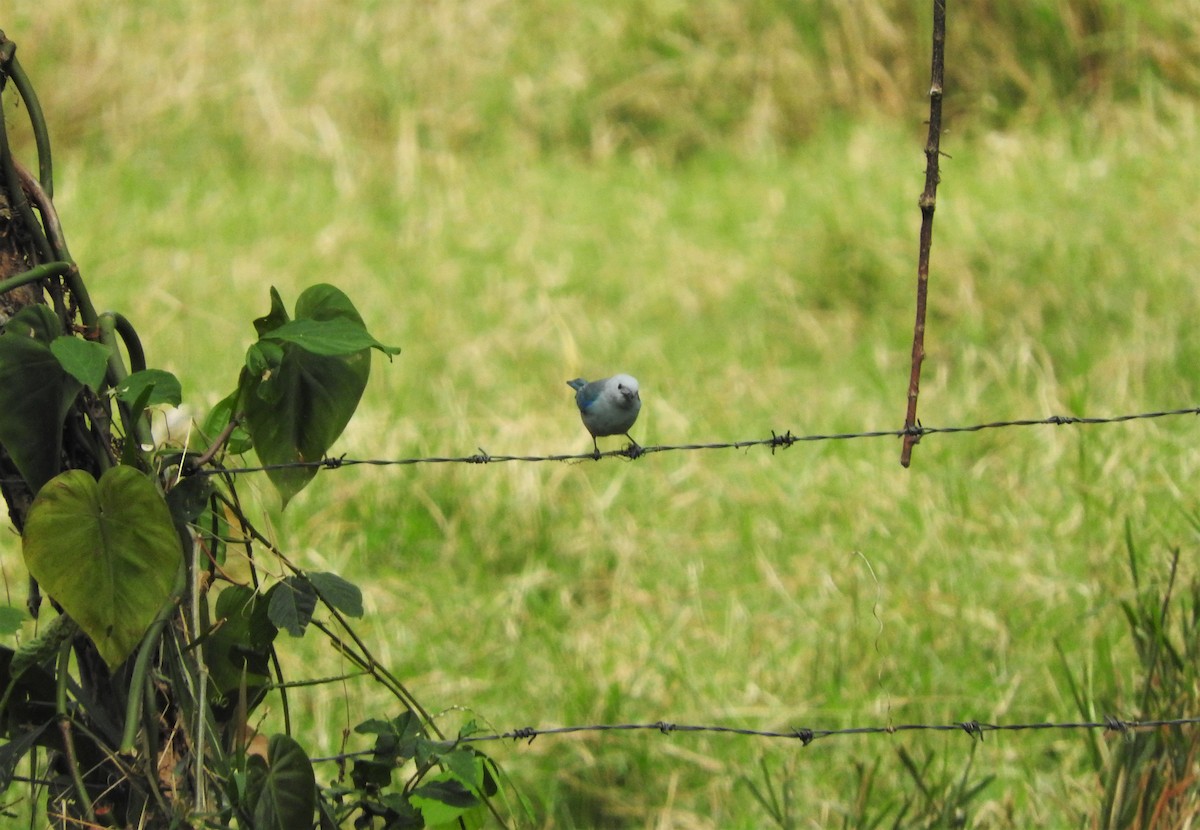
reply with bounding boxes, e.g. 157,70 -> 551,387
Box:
567,374 -> 642,457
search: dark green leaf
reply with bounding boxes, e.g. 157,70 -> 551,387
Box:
22,467 -> 181,668
166,475 -> 215,526
240,343 -> 370,507
244,754 -> 267,817
166,475 -> 215,552
0,725 -> 48,794
50,336 -> 110,391
5,305 -> 60,342
354,718 -> 395,737
391,710 -> 426,751
239,285 -> 400,506
115,368 -> 182,407
0,306 -> 79,493
309,571 -> 363,617
354,711 -> 425,765
253,286 -> 291,337
205,586 -> 277,700
267,577 -> 317,637
0,646 -> 57,735
252,735 -> 317,830
350,758 -> 393,790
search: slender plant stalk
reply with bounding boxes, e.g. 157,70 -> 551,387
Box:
901,0 -> 946,468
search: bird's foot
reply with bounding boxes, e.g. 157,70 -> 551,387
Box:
624,437 -> 644,459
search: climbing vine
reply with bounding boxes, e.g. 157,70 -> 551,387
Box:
0,30 -> 511,828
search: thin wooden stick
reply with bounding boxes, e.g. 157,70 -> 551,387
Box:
901,0 -> 946,468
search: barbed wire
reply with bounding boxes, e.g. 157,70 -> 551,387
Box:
308,714 -> 1200,762
470,714 -> 1200,745
191,405 -> 1200,476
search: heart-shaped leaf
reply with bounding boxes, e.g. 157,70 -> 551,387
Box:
246,734 -> 316,830
21,467 -> 182,668
239,284 -> 398,507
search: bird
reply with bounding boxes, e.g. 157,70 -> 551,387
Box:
567,374 -> 642,458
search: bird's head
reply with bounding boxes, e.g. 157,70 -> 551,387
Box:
611,374 -> 640,406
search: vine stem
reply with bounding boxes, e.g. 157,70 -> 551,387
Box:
120,560 -> 187,754
4,47 -> 54,196
13,159 -> 101,328
901,0 -> 946,468
55,640 -> 96,823
0,260 -> 73,295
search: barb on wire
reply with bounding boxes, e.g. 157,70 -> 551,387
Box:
186,405 -> 1200,477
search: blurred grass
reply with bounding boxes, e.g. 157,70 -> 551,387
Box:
3,1 -> 1200,826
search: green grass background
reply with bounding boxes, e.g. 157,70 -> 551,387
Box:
5,1 -> 1200,826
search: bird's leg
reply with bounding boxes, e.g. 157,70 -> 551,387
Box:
592,437 -> 601,460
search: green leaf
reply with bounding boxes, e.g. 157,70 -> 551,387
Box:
293,284 -> 399,357
50,336 -> 110,391
239,285 -> 384,507
263,317 -> 401,357
309,571 -> 363,617
114,368 -> 182,407
0,606 -> 24,635
410,775 -> 479,825
378,793 -> 424,825
267,577 -> 317,637
250,734 -> 316,830
21,467 -> 181,668
440,748 -> 485,790
0,306 -> 79,493
202,390 -> 253,455
6,304 -> 60,342
204,586 -> 277,701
